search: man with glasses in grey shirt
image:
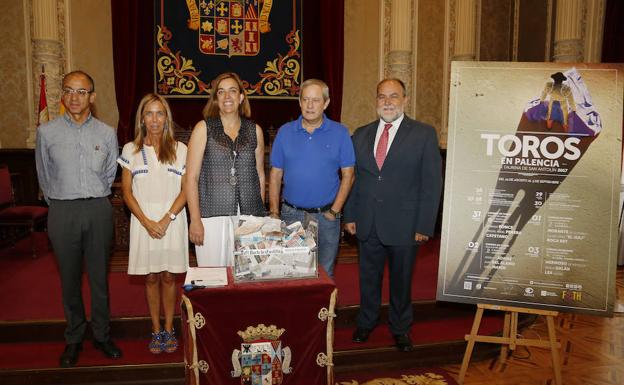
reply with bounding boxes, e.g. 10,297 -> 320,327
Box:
36,70 -> 121,367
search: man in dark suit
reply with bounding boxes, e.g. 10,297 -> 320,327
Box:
343,78 -> 442,351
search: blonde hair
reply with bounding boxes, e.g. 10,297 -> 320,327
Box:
133,93 -> 177,164
202,72 -> 251,119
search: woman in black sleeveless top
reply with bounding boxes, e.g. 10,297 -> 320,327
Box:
185,72 -> 265,266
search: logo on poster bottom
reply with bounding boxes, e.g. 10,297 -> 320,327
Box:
524,287 -> 535,297
562,290 -> 582,302
541,290 -> 557,297
231,324 -> 292,385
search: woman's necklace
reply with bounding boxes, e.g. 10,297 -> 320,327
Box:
229,134 -> 239,186
223,118 -> 241,186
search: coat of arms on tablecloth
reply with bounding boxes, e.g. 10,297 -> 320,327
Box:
231,323 -> 292,385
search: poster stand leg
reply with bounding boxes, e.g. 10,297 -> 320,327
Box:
457,303 -> 561,385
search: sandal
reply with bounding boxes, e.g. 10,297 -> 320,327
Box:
163,329 -> 178,353
149,331 -> 164,354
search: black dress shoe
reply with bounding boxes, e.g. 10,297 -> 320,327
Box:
59,342 -> 82,368
393,333 -> 413,352
352,327 -> 373,343
93,339 -> 122,359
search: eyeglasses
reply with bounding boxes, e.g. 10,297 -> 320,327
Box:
62,88 -> 93,97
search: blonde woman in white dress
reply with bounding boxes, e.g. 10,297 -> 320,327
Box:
118,93 -> 188,354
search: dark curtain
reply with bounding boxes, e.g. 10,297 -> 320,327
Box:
111,0 -> 345,144
111,0 -> 154,145
601,0 -> 624,63
305,0 -> 344,121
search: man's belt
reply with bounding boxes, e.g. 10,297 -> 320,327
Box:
283,200 -> 332,214
50,197 -> 99,202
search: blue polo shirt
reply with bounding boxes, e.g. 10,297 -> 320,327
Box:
271,114 -> 355,208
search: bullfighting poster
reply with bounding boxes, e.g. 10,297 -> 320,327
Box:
155,0 -> 302,98
437,62 -> 623,315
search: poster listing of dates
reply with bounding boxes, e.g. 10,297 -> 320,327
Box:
437,62 -> 623,315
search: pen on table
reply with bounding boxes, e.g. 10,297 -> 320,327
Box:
183,283 -> 206,292
191,280 -> 204,285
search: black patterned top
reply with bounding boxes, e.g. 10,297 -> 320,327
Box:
198,117 -> 265,218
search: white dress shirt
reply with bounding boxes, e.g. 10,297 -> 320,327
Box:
373,113 -> 404,156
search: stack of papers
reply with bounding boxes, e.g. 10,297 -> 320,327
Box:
183,267 -> 228,287
233,215 -> 318,281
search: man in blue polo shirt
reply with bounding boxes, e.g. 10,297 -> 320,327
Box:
269,79 -> 355,278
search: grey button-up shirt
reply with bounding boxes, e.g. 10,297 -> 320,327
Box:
35,114 -> 118,200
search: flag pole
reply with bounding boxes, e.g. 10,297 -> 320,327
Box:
37,65 -> 49,126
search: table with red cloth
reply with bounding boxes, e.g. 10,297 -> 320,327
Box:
181,268 -> 337,385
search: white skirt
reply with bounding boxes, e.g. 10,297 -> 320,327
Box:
195,215 -> 239,266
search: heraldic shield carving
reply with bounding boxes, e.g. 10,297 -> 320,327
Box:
231,324 -> 292,385
195,0 -> 268,56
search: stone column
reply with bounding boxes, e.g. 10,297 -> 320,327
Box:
387,0 -> 413,106
583,0 -> 605,63
441,0 -> 477,148
553,0 -> 583,62
453,0 -> 477,61
29,0 -> 64,148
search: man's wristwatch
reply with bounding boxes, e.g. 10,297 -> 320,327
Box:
167,211 -> 177,220
328,208 -> 341,219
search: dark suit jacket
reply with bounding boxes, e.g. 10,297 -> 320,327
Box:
344,116 -> 442,245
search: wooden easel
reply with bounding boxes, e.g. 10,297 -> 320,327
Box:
458,303 -> 562,385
